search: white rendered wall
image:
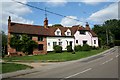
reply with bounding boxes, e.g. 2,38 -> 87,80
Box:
74,31 -> 98,47
47,37 -> 75,51
92,37 -> 99,47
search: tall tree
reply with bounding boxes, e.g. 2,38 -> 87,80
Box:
92,19 -> 120,47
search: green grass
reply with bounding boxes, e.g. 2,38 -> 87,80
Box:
1,63 -> 33,73
3,48 -> 106,62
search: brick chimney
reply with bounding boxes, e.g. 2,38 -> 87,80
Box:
8,16 -> 11,33
85,22 -> 90,30
44,17 -> 48,28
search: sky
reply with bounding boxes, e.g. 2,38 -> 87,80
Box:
0,0 -> 119,34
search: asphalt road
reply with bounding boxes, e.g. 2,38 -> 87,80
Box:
12,46 -> 119,79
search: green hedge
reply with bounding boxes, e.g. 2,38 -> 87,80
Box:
74,45 -> 82,52
114,40 -> 120,46
53,45 -> 62,53
82,44 -> 91,51
66,45 -> 73,52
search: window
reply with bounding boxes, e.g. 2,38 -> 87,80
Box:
67,32 -> 70,36
38,44 -> 43,50
53,42 -> 57,46
38,37 -> 43,41
59,42 -> 62,46
48,42 -> 50,46
83,41 -> 87,45
66,41 -> 68,45
76,40 -> 78,44
69,41 -> 72,46
80,31 -> 86,35
94,40 -> 96,44
57,31 -> 60,35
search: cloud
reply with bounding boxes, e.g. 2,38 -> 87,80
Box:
60,16 -> 84,27
45,0 -> 67,7
1,0 -> 34,34
80,0 -> 114,5
87,2 -> 118,23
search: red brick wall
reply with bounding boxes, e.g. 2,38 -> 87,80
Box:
32,36 -> 47,55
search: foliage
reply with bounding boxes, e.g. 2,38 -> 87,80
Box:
1,31 -> 7,57
53,45 -> 62,53
66,45 -> 73,52
91,46 -> 99,50
52,24 -> 63,27
114,40 -> 120,46
74,45 -> 82,52
10,34 -> 38,54
82,44 -> 91,51
92,19 -> 120,47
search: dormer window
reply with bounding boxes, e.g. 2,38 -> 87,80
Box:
65,29 -> 71,36
57,31 -> 60,35
67,32 -> 70,36
80,30 -> 86,35
55,28 -> 61,36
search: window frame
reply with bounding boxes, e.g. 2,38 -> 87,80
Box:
38,36 -> 43,41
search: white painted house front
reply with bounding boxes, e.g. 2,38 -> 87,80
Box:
46,23 -> 99,51
47,37 -> 74,51
74,30 -> 98,47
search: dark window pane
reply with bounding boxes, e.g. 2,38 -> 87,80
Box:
76,40 -> 78,43
38,44 -> 43,50
94,40 -> 96,44
53,42 -> 57,46
80,31 -> 86,35
83,41 -> 87,45
38,37 -> 43,41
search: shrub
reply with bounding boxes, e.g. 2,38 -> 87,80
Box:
53,45 -> 62,53
114,40 -> 120,46
82,44 -> 91,51
66,45 -> 73,52
74,45 -> 82,52
91,46 -> 99,50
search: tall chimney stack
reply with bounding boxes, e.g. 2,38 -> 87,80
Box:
85,22 -> 90,30
44,17 -> 48,28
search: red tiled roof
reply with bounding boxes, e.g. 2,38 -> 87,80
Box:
9,22 -> 97,37
10,22 -> 49,36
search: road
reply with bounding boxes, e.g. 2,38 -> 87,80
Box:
11,46 -> 120,79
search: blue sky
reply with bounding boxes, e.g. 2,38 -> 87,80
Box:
24,2 -> 113,26
1,0 -> 119,33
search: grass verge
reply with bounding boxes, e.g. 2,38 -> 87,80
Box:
3,48 -> 107,62
1,63 -> 33,73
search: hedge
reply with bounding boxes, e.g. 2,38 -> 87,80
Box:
53,45 -> 62,53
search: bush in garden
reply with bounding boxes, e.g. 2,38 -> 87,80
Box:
114,40 -> 120,46
82,44 -> 91,51
74,45 -> 82,52
66,45 -> 73,52
53,45 -> 62,53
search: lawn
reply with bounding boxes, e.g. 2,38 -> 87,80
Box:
1,63 -> 33,73
3,48 -> 106,62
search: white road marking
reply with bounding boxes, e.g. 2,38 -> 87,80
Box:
64,68 -> 92,79
102,58 -> 113,65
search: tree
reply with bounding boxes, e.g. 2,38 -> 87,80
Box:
10,34 -> 38,55
92,19 -> 120,47
52,24 -> 63,27
1,31 -> 7,57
